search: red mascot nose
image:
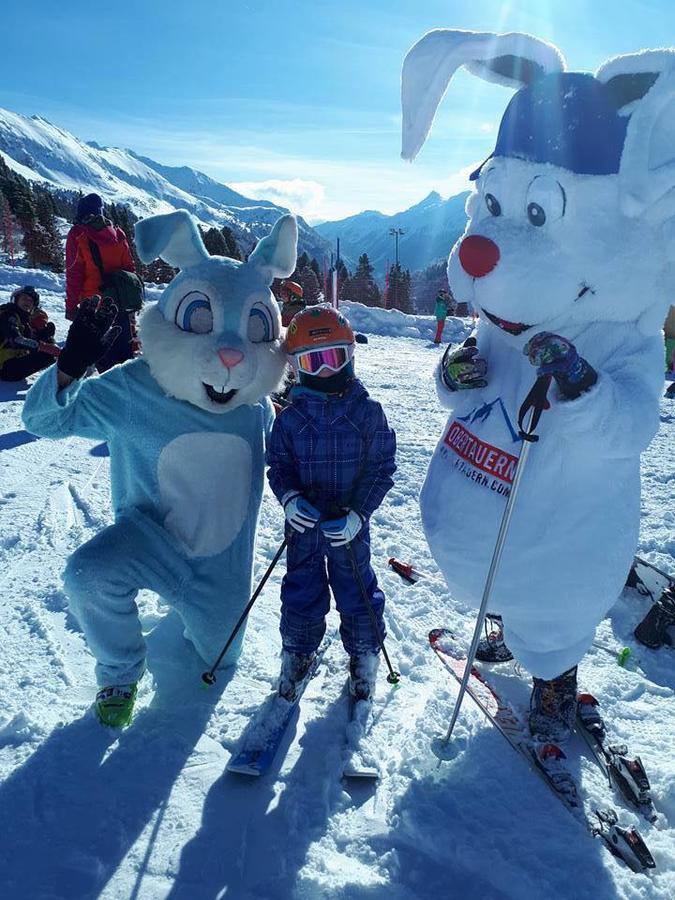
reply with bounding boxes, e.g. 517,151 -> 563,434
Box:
459,235 -> 500,278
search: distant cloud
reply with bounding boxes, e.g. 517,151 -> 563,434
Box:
229,179 -> 326,220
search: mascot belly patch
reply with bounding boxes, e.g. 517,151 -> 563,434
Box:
158,433 -> 252,558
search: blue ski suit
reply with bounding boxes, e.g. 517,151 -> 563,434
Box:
266,377 -> 396,655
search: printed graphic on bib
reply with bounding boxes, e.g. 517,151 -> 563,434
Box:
439,397 -> 522,498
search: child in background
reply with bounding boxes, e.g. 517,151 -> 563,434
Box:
266,306 -> 396,702
0,286 -> 58,381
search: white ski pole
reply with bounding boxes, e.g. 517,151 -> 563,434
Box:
434,375 -> 552,756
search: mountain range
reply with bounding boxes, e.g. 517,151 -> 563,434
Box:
315,190 -> 469,276
0,107 -> 329,260
0,105 -> 468,276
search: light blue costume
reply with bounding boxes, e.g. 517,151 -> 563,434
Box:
23,362 -> 273,684
22,210 -> 296,687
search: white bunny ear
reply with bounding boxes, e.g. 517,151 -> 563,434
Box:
135,210 -> 209,269
596,51 -> 675,218
401,29 -> 566,161
248,214 -> 298,283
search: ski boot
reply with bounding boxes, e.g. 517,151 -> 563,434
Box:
278,649 -> 315,702
95,682 -> 138,728
349,653 -> 379,702
634,586 -> 675,648
475,613 -> 514,663
529,666 -> 578,743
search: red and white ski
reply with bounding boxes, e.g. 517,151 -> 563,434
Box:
429,628 -> 655,873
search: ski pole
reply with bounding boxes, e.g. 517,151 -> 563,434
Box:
201,537 -> 288,686
346,541 -> 400,685
435,375 -> 551,754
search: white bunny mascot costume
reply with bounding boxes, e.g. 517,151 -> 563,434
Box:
23,211 -> 296,721
402,30 -> 675,736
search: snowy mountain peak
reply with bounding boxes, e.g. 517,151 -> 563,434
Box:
0,105 -> 330,260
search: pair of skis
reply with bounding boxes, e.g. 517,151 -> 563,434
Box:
429,629 -> 656,874
226,638 -> 379,780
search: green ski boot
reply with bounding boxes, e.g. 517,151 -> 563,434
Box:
95,683 -> 138,728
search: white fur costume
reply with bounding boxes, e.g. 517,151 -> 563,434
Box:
23,212 -> 296,685
402,31 -> 675,678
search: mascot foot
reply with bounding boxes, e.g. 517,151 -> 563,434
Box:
95,682 -> 138,728
529,666 -> 578,743
475,613 -> 514,663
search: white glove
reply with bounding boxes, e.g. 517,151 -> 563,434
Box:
320,510 -> 364,547
282,492 -> 320,533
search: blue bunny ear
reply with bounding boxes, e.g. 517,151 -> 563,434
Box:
248,215 -> 298,283
135,210 -> 209,269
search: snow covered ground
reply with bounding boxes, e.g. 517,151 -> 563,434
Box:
0,264 -> 673,899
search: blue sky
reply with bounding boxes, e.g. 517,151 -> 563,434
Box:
2,0 -> 674,221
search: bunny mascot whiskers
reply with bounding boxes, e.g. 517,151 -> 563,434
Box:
402,31 -> 675,741
23,211 -> 296,726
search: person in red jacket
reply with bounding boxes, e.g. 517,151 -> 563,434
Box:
65,193 -> 136,371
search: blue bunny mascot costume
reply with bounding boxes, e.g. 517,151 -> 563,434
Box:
22,210 -> 297,726
402,31 -> 675,740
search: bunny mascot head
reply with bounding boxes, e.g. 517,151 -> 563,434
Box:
23,210 -> 297,720
137,210 -> 294,412
404,30 -> 675,725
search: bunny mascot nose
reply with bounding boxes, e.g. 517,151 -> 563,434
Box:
218,348 -> 244,369
459,235 -> 500,278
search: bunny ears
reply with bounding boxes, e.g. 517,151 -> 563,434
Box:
401,30 -> 566,161
401,29 -> 675,219
135,210 -> 298,282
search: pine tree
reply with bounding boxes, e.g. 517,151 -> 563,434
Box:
221,225 -> 243,260
310,257 -> 322,285
200,226 -> 228,256
387,264 -> 414,313
341,253 -> 381,307
296,266 -> 321,304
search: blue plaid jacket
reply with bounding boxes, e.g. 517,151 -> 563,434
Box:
266,378 -> 396,520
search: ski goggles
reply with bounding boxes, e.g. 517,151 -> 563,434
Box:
293,343 -> 354,375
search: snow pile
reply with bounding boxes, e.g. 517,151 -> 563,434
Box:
340,299 -> 473,344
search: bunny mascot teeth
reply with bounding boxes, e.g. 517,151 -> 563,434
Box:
23,211 -> 296,726
402,30 -> 675,740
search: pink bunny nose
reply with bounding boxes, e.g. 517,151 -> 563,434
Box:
217,348 -> 244,369
459,235 -> 500,278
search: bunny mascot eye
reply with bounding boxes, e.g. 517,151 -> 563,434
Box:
248,302 -> 277,343
485,193 -> 502,217
525,176 -> 566,227
175,291 -> 213,333
480,168 -> 504,218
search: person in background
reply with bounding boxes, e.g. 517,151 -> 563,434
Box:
433,288 -> 451,344
279,279 -> 305,327
65,193 -> 137,371
0,286 -> 57,381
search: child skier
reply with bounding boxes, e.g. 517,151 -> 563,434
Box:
0,286 -> 58,381
266,306 -> 396,702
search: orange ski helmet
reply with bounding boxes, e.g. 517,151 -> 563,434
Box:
285,305 -> 354,354
281,279 -> 303,299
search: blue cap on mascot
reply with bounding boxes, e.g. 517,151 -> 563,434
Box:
471,72 -> 629,179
